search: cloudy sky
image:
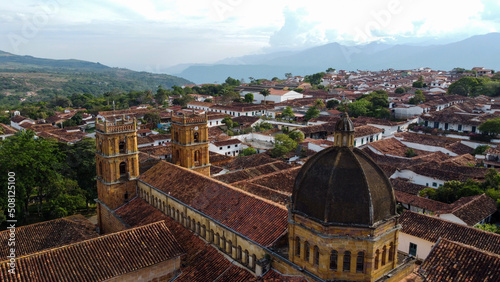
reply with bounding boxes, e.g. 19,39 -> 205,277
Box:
1,0 -> 499,72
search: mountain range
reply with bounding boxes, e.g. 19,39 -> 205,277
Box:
171,33 -> 500,84
0,50 -> 194,105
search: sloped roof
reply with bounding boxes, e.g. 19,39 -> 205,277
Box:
443,194 -> 497,226
0,215 -> 97,258
138,161 -> 288,247
420,239 -> 500,281
0,221 -> 184,282
400,211 -> 500,255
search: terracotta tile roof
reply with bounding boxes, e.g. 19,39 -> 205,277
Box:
213,161 -> 293,184
409,161 -> 488,182
37,129 -> 87,143
443,194 -> 497,226
10,115 -> 29,123
400,211 -> 500,255
0,221 -> 184,282
116,198 -> 256,282
395,191 -> 448,212
138,161 -> 288,247
354,125 -> 384,137
187,101 -> 215,107
368,137 -> 430,158
247,167 -> 301,195
440,153 -> 476,166
213,138 -> 242,147
258,269 -> 308,281
115,196 -> 168,227
395,132 -> 473,155
208,126 -> 226,141
390,178 -> 424,195
209,151 -> 233,165
0,123 -> 18,135
224,153 -> 277,171
231,181 -> 290,205
210,103 -> 271,112
210,165 -> 225,175
139,143 -> 172,157
420,239 -> 500,281
0,215 -> 97,258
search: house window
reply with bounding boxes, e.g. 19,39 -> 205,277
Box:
409,243 -> 417,257
343,251 -> 351,272
330,250 -> 338,271
219,147 -> 222,150
234,145 -> 237,147
356,252 -> 364,273
432,182 -> 437,187
458,124 -> 462,131
227,145 -> 230,149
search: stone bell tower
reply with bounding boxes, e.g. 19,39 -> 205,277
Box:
171,111 -> 210,176
95,116 -> 139,232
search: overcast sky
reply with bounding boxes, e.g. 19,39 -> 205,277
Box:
1,0 -> 499,72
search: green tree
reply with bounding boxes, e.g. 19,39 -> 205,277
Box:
155,86 -> 169,105
241,147 -> 257,156
281,106 -> 295,119
260,89 -> 270,104
224,77 -> 241,87
326,67 -> 336,73
473,145 -> 490,155
304,106 -> 320,120
288,130 -> 305,142
144,112 -> 161,125
222,116 -> 234,129
244,93 -> 254,103
409,90 -> 425,105
285,73 -> 293,79
348,99 -> 371,117
479,118 -> 500,135
314,99 -> 325,110
326,99 -> 339,109
64,138 -> 97,208
304,72 -> 326,86
448,77 -> 487,96
271,134 -> 297,158
395,87 -> 405,94
476,223 -> 500,234
0,130 -> 66,219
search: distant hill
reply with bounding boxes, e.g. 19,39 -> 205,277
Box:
176,33 -> 500,84
0,51 -> 194,105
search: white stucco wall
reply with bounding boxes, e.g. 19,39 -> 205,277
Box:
398,233 -> 434,260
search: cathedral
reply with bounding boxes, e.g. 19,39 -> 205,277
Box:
94,111 -> 414,281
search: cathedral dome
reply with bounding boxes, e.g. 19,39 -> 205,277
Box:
291,146 -> 397,227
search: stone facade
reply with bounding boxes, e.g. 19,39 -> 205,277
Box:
288,214 -> 399,281
171,113 -> 211,176
95,118 -> 139,232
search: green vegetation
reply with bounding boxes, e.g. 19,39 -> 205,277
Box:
409,90 -> 425,105
479,118 -> 500,135
326,99 -> 339,109
473,145 -> 490,156
244,93 -> 254,103
280,106 -> 295,119
339,90 -> 390,118
448,75 -> 500,97
419,169 -> 500,208
271,134 -> 297,158
476,223 -> 500,234
304,72 -> 326,86
304,106 -> 320,120
0,131 -> 96,226
241,147 -> 257,156
405,148 -> 417,158
288,130 -> 305,142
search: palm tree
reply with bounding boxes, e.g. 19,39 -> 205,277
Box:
260,89 -> 270,104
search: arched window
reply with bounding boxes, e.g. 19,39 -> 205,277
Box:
356,252 -> 364,273
209,230 -> 214,243
194,150 -> 200,164
98,162 -> 103,178
382,246 -> 387,266
375,249 -> 380,270
237,246 -> 242,261
221,236 -> 226,252
304,241 -> 310,262
314,246 -> 320,265
194,132 -> 199,143
330,250 -> 338,271
119,161 -> 127,176
192,219 -> 196,231
119,141 -> 125,153
295,237 -> 301,257
343,251 -> 351,272
196,222 -> 201,234
389,242 -> 394,262
215,233 -> 220,246
228,240 -> 233,256
244,250 -> 249,265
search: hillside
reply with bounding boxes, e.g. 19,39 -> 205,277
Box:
0,51 -> 193,106
176,33 -> 500,84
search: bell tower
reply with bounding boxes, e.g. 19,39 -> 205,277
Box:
171,111 -> 210,176
95,116 -> 139,212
